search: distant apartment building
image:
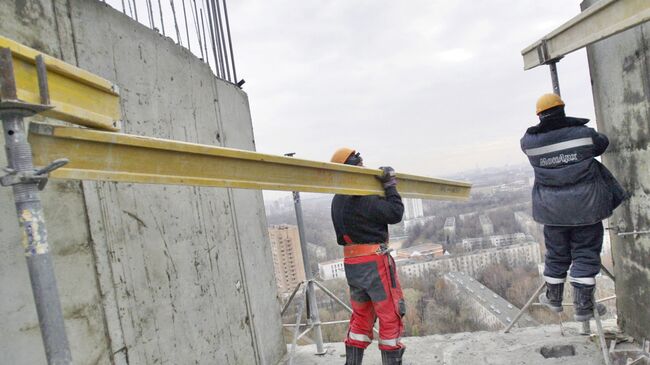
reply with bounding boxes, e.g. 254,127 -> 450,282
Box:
398,241 -> 542,278
514,211 -> 544,247
395,242 -> 445,260
403,216 -> 436,231
318,258 -> 345,281
444,272 -> 537,330
443,217 -> 457,244
403,198 -> 424,220
479,215 -> 494,236
402,198 -> 432,232
268,225 -> 306,293
459,212 -> 477,223
461,233 -> 528,252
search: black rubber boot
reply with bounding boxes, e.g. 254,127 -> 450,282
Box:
381,348 -> 405,365
345,345 -> 364,365
573,284 -> 607,322
538,282 -> 564,313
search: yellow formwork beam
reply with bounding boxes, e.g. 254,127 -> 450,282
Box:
0,36 -> 121,131
521,0 -> 650,70
28,123 -> 471,200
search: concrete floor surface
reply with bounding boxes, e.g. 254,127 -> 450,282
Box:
281,321 -> 616,365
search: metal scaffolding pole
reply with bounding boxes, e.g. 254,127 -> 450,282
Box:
0,48 -> 71,364
549,61 -> 561,96
292,189 -> 326,355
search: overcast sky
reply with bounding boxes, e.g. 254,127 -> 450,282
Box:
226,0 -> 598,179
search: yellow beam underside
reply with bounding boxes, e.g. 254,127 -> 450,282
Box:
0,36 -> 121,131
521,0 -> 650,70
28,123 -> 471,200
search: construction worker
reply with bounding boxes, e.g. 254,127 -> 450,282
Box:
521,94 -> 626,321
330,148 -> 406,365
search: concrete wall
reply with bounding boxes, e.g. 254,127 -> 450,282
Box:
582,0 -> 650,341
0,1 -> 284,364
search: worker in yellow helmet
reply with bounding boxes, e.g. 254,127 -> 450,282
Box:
521,94 -> 627,321
329,148 -> 406,365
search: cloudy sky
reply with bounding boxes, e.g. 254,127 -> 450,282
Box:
105,0 -> 599,201
226,0 -> 598,178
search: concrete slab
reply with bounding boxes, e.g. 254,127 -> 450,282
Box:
283,322 -> 615,365
0,1 -> 284,364
584,0 -> 650,342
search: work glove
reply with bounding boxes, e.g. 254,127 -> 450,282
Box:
377,166 -> 397,188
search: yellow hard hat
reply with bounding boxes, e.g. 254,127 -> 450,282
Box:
331,147 -> 355,164
536,93 -> 565,115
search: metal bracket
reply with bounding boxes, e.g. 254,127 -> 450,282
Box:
1,158 -> 69,190
0,99 -> 54,117
536,40 -> 565,66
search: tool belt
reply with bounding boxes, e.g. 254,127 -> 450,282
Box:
344,243 -> 388,258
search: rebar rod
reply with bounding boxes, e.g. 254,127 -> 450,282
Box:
214,0 -> 230,80
211,0 -> 226,79
191,0 -> 204,60
170,0 -> 182,44
157,0 -> 166,36
222,0 -> 237,82
199,9 -> 210,65
204,0 -> 219,74
181,0 -> 191,51
132,0 -> 139,22
209,0 -> 226,78
146,0 -> 154,28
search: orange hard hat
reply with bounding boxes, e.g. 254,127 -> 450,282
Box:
331,147 -> 355,164
536,93 -> 565,115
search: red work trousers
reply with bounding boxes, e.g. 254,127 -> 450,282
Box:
344,253 -> 405,351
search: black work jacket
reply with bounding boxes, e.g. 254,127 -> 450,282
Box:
521,114 -> 627,226
331,186 -> 404,245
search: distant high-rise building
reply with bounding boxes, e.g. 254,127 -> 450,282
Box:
403,198 -> 424,220
268,225 -> 306,293
444,217 -> 457,244
479,215 -> 495,236
318,259 -> 346,281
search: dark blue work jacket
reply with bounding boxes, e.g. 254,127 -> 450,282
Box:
521,116 -> 626,226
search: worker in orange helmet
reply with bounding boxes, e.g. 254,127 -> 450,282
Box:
521,94 -> 627,321
330,148 -> 406,365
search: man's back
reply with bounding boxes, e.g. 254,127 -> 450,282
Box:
331,186 -> 404,245
521,116 -> 624,226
